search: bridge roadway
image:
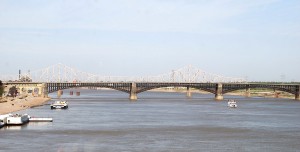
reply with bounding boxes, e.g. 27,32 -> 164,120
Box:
4,82 -> 300,101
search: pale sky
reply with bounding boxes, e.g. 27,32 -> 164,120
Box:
0,0 -> 299,82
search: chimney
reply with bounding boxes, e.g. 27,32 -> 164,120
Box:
19,70 -> 21,80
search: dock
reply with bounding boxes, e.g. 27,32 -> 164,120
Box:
1,114 -> 53,129
29,118 -> 53,122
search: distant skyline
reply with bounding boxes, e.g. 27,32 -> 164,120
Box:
0,0 -> 299,82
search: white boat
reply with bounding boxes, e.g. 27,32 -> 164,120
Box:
5,113 -> 30,125
0,114 -> 9,125
0,115 -> 6,128
228,99 -> 237,108
0,114 -> 10,128
50,100 -> 68,109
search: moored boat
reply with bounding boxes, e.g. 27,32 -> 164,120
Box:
228,99 -> 237,108
5,113 -> 30,125
0,122 -> 4,128
50,100 -> 68,109
0,114 -> 9,126
0,115 -> 6,128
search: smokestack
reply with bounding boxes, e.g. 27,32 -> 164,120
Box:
19,70 -> 21,80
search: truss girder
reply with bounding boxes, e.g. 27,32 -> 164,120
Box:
222,83 -> 299,94
136,83 -> 216,94
46,82 -> 132,94
1,63 -> 246,83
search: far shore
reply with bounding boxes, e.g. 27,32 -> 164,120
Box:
0,96 -> 51,115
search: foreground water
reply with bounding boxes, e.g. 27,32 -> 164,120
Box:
1,89 -> 300,152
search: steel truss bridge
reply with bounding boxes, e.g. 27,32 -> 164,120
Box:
5,82 -> 300,101
0,63 -> 245,83
1,63 -> 299,100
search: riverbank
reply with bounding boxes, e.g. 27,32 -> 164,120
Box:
0,96 -> 51,115
150,88 -> 295,99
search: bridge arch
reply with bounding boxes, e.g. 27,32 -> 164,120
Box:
46,83 -> 131,94
47,86 -> 130,94
136,86 -> 216,94
135,83 -> 217,94
222,84 -> 298,96
223,87 -> 295,95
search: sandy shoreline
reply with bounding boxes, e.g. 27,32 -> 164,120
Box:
0,96 -> 51,115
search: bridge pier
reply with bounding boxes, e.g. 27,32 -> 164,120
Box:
57,90 -> 63,98
215,83 -> 223,101
41,83 -> 48,98
245,87 -> 251,97
186,86 -> 192,98
129,82 -> 137,101
296,85 -> 300,101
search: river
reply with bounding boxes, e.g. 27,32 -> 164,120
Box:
1,89 -> 300,152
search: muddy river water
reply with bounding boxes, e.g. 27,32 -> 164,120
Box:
1,89 -> 300,152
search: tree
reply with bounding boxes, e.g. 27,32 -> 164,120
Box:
8,86 -> 17,97
0,80 -> 3,97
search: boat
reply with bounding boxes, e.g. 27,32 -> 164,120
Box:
228,99 -> 237,108
50,100 -> 68,109
5,113 -> 30,125
0,122 -> 4,128
0,115 -> 6,128
0,114 -> 9,126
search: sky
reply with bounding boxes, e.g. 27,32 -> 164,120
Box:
0,0 -> 299,82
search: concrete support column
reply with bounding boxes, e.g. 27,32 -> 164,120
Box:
40,83 -> 48,98
57,90 -> 62,98
129,82 -> 137,101
215,83 -> 223,101
295,85 -> 300,101
245,86 -> 251,97
186,86 -> 192,98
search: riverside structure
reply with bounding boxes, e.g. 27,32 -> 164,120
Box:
4,82 -> 300,101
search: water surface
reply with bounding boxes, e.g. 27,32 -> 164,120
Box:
1,89 -> 300,152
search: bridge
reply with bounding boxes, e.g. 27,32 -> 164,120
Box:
1,63 -> 299,100
0,63 -> 246,83
4,82 -> 300,101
